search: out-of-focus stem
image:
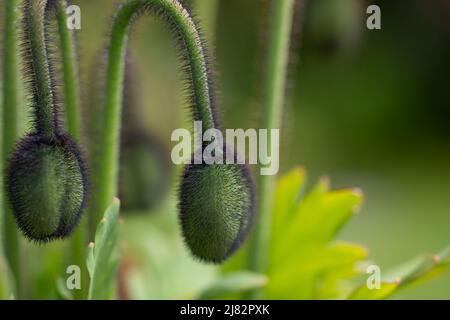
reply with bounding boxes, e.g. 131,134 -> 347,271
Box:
53,1 -> 86,300
2,0 -> 22,298
247,0 -> 295,298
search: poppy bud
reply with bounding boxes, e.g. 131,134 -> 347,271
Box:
6,133 -> 88,241
179,157 -> 254,263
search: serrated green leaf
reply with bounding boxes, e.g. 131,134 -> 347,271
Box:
274,181 -> 363,261
317,263 -> 367,299
198,272 -> 268,300
385,247 -> 450,287
267,242 -> 368,299
87,198 -> 121,300
266,169 -> 367,299
272,167 -> 306,234
348,246 -> 450,300
291,186 -> 363,246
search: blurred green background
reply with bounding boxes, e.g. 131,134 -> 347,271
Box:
71,0 -> 450,299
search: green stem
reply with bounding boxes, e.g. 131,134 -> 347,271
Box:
53,1 -> 86,299
89,0 -> 216,233
2,0 -> 22,298
247,0 -> 295,298
55,0 -> 81,140
23,0 -> 59,138
71,226 -> 86,299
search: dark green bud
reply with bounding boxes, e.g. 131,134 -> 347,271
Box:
119,130 -> 170,211
179,156 -> 255,263
6,133 -> 88,242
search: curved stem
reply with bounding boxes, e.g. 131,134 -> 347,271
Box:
247,0 -> 295,298
54,0 -> 81,140
22,0 -> 60,138
89,0 -> 217,228
2,0 -> 22,298
22,0 -> 79,137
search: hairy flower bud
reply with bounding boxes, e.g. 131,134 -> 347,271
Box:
6,133 -> 88,241
179,158 -> 254,263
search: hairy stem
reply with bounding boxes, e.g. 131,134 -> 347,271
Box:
248,0 -> 295,298
55,0 -> 81,140
89,0 -> 216,232
2,0 -> 22,298
23,0 -> 58,137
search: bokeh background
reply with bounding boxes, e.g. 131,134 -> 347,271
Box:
39,0 -> 450,299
